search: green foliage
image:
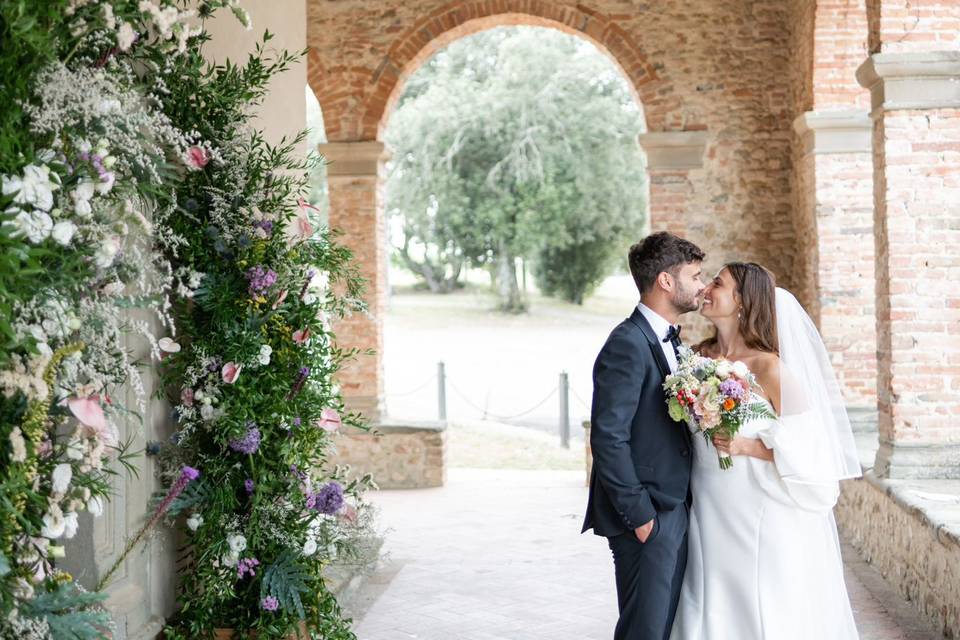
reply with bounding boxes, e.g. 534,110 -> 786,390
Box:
260,551 -> 311,619
386,27 -> 647,308
21,583 -> 110,640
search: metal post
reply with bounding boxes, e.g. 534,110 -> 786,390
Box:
437,361 -> 447,423
559,371 -> 570,449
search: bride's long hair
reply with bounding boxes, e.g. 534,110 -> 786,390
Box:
700,262 -> 779,355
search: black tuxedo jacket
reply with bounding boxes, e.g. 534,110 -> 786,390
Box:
582,307 -> 692,537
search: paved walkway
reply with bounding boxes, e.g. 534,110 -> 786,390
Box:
348,469 -> 942,640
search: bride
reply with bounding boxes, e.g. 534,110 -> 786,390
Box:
670,262 -> 861,640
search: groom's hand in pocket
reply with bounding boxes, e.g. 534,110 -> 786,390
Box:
635,518 -> 655,543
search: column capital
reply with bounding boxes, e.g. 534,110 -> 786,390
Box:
856,51 -> 960,116
638,130 -> 709,171
792,110 -> 872,155
317,140 -> 390,178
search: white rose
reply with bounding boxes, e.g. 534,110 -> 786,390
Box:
74,199 -> 92,217
200,404 -> 214,420
95,237 -> 120,268
302,538 -> 317,557
51,463 -> 73,494
258,345 -> 272,365
732,361 -> 750,379
87,495 -> 104,517
3,164 -> 58,211
12,210 -> 53,243
51,220 -> 77,246
221,552 -> 238,568
227,533 -> 246,555
65,434 -> 85,460
62,511 -> 79,539
186,513 -> 203,532
302,293 -> 317,306
715,360 -> 733,378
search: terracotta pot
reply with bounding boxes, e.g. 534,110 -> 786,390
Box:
213,621 -> 308,639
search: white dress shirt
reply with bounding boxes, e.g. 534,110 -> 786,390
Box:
637,302 -> 679,373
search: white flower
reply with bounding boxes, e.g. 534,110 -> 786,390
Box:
227,533 -> 247,555
97,98 -> 122,115
257,345 -> 272,365
96,172 -> 115,195
200,403 -> 215,421
41,505 -> 66,539
51,220 -> 77,245
302,293 -> 317,305
302,538 -> 317,557
95,236 -> 120,268
12,209 -> 54,243
221,552 -> 238,568
2,164 -> 59,211
732,361 -> 750,379
71,180 -> 95,218
102,3 -> 116,28
74,199 -> 92,217
186,513 -> 203,531
65,433 -> 85,460
715,360 -> 733,378
9,427 -> 27,462
87,495 -> 104,517
51,463 -> 73,494
62,511 -> 79,539
117,22 -> 137,51
158,337 -> 181,353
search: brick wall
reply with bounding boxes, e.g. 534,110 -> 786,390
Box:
308,0 -> 800,293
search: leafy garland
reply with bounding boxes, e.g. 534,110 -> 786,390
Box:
150,30 -> 373,639
0,2 -> 373,638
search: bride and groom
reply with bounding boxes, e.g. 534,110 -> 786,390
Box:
582,231 -> 862,640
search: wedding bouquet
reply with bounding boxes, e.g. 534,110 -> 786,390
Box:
663,346 -> 776,469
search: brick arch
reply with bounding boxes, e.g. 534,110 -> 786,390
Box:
308,1 -> 676,141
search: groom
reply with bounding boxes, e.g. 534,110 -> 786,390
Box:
582,232 -> 706,640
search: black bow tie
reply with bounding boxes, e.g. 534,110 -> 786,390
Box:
664,325 -> 683,356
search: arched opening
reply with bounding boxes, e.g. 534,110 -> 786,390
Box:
380,25 -> 650,455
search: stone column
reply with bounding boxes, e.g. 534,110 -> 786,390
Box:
857,52 -> 960,478
638,131 -> 709,236
318,141 -> 389,422
792,111 -> 878,423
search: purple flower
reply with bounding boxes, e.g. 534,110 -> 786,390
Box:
293,417 -> 302,427
719,379 -> 747,402
237,557 -> 260,579
229,425 -> 261,455
307,481 -> 344,515
260,595 -> 279,611
245,265 -> 278,295
254,220 -> 274,234
244,479 -> 255,494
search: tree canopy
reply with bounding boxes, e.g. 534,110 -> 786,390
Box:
385,26 -> 648,310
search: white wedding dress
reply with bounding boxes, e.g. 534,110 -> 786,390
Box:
669,393 -> 859,640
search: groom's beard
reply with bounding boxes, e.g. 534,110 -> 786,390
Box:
671,287 -> 701,314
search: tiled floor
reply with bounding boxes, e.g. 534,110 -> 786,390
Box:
350,469 -> 942,640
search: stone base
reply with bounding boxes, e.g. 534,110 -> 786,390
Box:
874,441 -> 960,480
836,472 -> 960,639
333,420 -> 447,489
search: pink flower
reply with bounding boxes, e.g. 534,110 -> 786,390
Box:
180,388 -> 194,407
338,503 -> 358,524
316,408 -> 342,433
292,328 -> 311,345
271,289 -> 288,310
295,214 -> 313,240
68,396 -> 107,431
222,361 -> 242,384
187,146 -> 210,169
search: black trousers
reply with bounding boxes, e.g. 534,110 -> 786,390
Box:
607,504 -> 689,640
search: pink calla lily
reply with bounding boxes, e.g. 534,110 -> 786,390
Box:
292,328 -> 311,345
68,396 -> 107,431
272,289 -> 288,310
222,361 -> 242,384
316,408 -> 342,433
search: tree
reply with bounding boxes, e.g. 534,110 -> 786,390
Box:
385,27 -> 647,311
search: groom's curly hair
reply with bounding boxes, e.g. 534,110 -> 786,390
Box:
629,232 -> 705,294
